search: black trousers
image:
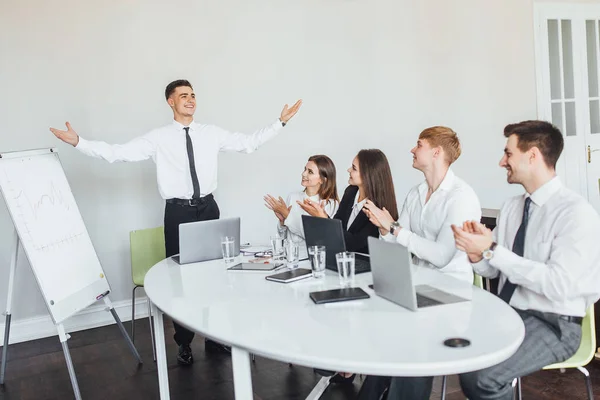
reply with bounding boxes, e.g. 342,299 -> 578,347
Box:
164,196 -> 220,346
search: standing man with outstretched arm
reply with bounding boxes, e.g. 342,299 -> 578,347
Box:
50,79 -> 302,366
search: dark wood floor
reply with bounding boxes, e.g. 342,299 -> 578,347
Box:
0,317 -> 598,400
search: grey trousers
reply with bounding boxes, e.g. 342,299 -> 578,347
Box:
460,308 -> 582,400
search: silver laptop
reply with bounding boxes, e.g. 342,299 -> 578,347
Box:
173,217 -> 241,264
368,237 -> 468,311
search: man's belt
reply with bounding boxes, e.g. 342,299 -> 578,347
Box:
166,194 -> 214,206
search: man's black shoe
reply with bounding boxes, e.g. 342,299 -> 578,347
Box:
205,339 -> 231,353
330,373 -> 356,384
177,344 -> 194,366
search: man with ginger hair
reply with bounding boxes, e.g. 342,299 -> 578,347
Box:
360,126 -> 481,399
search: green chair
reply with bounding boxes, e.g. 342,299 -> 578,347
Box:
130,226 -> 165,362
512,305 -> 595,400
440,273 -> 485,400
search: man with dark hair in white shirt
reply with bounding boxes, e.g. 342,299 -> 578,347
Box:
452,120 -> 600,400
358,126 -> 481,399
50,79 -> 302,366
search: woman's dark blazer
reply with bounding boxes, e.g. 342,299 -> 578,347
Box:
332,185 -> 380,254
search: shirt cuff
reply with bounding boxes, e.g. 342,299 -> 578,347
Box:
381,232 -> 395,242
395,228 -> 412,247
489,245 -> 522,277
74,137 -> 93,155
75,136 -> 87,149
471,258 -> 489,271
274,119 -> 284,130
277,224 -> 287,237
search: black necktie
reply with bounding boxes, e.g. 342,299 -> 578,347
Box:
498,197 -> 532,303
184,127 -> 200,199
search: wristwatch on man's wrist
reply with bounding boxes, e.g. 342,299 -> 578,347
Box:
279,118 -> 287,127
389,221 -> 401,235
482,242 -> 498,260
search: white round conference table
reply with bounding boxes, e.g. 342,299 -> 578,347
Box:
145,256 -> 525,400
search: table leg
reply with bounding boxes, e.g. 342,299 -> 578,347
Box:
305,376 -> 331,400
151,302 -> 170,400
231,346 -> 253,400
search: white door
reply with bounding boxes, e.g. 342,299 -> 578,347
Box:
583,18 -> 600,212
534,4 -> 600,212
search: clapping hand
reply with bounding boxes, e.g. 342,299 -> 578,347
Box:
264,195 -> 291,224
297,198 -> 328,218
451,221 -> 493,263
363,200 -> 396,235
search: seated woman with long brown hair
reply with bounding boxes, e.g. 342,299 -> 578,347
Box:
264,155 -> 339,250
297,148 -> 399,385
299,148 -> 398,254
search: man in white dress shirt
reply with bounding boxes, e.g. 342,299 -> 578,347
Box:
365,126 -> 481,282
453,120 -> 600,400
50,79 -> 302,366
358,126 -> 481,399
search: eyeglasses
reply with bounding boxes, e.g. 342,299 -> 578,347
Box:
240,249 -> 273,258
253,250 -> 273,258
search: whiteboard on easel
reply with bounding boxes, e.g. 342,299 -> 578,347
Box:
0,148 -> 110,324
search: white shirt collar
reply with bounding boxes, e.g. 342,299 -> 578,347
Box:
528,176 -> 562,207
304,191 -> 320,201
418,168 -> 455,201
353,190 -> 367,208
438,168 -> 455,191
172,120 -> 195,131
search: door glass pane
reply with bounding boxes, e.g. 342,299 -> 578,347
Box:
562,20 -> 575,99
548,20 -> 562,100
590,100 -> 600,134
565,101 -> 576,136
552,102 -> 564,133
586,20 -> 599,98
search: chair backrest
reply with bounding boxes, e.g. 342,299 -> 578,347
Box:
473,273 -> 484,289
580,305 -> 596,363
130,226 -> 166,287
543,305 -> 596,370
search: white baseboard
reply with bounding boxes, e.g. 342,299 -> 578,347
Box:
0,296 -> 150,346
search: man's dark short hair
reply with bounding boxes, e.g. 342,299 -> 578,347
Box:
165,79 -> 193,100
503,120 -> 564,169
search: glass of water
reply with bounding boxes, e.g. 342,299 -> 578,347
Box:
270,235 -> 285,260
221,236 -> 235,263
335,251 -> 355,288
308,245 -> 326,279
284,239 -> 300,269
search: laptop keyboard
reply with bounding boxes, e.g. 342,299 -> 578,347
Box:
416,293 -> 443,308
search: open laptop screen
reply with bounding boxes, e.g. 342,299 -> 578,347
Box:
302,215 -> 346,270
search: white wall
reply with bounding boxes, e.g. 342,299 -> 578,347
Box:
0,0 -> 551,333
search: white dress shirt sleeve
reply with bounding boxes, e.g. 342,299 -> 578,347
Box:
395,192 -> 481,269
489,205 -> 600,303
397,195 -> 411,229
471,225 -> 501,279
323,199 -> 339,218
216,120 -> 283,154
284,193 -> 305,238
276,223 -> 288,239
274,194 -> 289,239
75,133 -> 156,163
381,196 -> 410,242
